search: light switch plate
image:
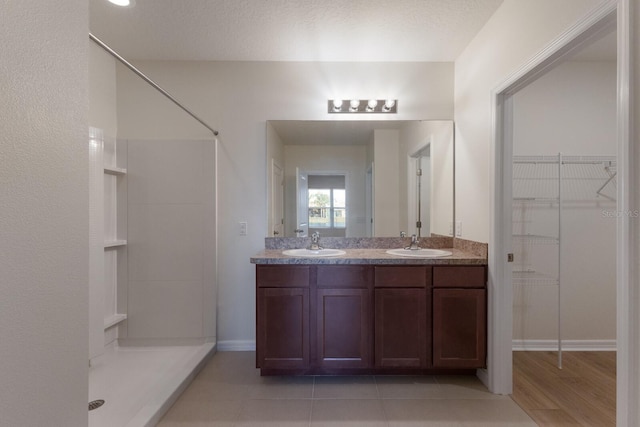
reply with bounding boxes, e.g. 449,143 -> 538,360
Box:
455,221 -> 462,237
239,221 -> 248,236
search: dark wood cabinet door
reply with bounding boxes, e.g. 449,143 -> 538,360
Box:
316,288 -> 372,369
257,287 -> 310,369
374,288 -> 429,368
432,288 -> 486,368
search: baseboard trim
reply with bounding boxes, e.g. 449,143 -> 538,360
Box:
216,340 -> 256,351
118,337 -> 209,347
512,339 -> 617,351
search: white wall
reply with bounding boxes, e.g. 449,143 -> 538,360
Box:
115,61 -> 454,348
0,1 -> 89,425
454,0 -> 605,243
89,43 -> 118,136
284,145 -> 366,238
512,59 -> 617,344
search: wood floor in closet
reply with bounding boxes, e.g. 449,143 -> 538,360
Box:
511,351 -> 616,426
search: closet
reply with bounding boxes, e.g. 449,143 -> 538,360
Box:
512,153 -> 617,367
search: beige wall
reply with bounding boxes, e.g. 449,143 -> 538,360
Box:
631,1 -> 640,422
454,0 -> 605,243
0,0 -> 89,425
373,130 -> 401,236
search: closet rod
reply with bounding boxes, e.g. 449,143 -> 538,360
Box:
514,160 -> 615,165
89,33 -> 219,137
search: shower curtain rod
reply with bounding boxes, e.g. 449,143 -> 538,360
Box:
89,33 -> 219,136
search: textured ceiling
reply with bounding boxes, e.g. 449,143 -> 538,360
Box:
89,0 -> 504,62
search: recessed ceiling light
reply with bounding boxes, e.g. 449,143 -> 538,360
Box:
107,0 -> 134,6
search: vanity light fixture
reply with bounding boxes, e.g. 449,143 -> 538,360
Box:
328,99 -> 398,114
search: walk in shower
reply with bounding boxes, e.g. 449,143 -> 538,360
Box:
88,34 -> 219,426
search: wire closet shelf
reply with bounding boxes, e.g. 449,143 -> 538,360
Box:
511,153 -> 616,369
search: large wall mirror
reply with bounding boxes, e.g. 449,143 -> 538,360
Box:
266,120 -> 454,238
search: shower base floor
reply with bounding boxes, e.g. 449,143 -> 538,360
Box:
89,342 -> 215,427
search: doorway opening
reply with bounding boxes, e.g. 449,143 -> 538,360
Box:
408,144 -> 432,239
489,2 -> 634,425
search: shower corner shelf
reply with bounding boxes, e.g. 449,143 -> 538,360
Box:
104,313 -> 127,330
104,239 -> 127,248
104,165 -> 127,175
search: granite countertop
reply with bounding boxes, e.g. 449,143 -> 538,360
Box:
250,247 -> 487,265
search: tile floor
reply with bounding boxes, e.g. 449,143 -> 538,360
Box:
158,351 -> 536,426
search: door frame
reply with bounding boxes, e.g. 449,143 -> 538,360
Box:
270,159 -> 284,237
488,1 -> 635,425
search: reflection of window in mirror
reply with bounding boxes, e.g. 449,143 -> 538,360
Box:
308,175 -> 346,237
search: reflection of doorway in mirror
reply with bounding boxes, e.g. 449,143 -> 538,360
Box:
295,168 -> 309,237
408,145 -> 431,238
271,160 -> 284,237
366,163 -> 374,237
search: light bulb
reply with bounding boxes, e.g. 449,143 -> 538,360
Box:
108,0 -> 132,6
332,100 -> 343,111
349,99 -> 360,111
366,99 -> 378,111
383,99 -> 396,111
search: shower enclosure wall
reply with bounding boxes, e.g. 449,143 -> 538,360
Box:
88,38 -> 218,426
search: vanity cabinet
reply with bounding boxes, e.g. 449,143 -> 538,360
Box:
374,266 -> 431,368
432,266 -> 487,369
316,266 -> 372,369
256,266 -> 310,370
255,263 -> 486,374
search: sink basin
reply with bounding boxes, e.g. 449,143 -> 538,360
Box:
386,248 -> 453,258
282,248 -> 347,257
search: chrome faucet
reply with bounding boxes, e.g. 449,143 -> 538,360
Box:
309,231 -> 323,251
405,234 -> 420,250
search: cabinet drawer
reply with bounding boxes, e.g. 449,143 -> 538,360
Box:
257,265 -> 310,288
433,266 -> 486,288
317,265 -> 372,288
374,266 -> 431,288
